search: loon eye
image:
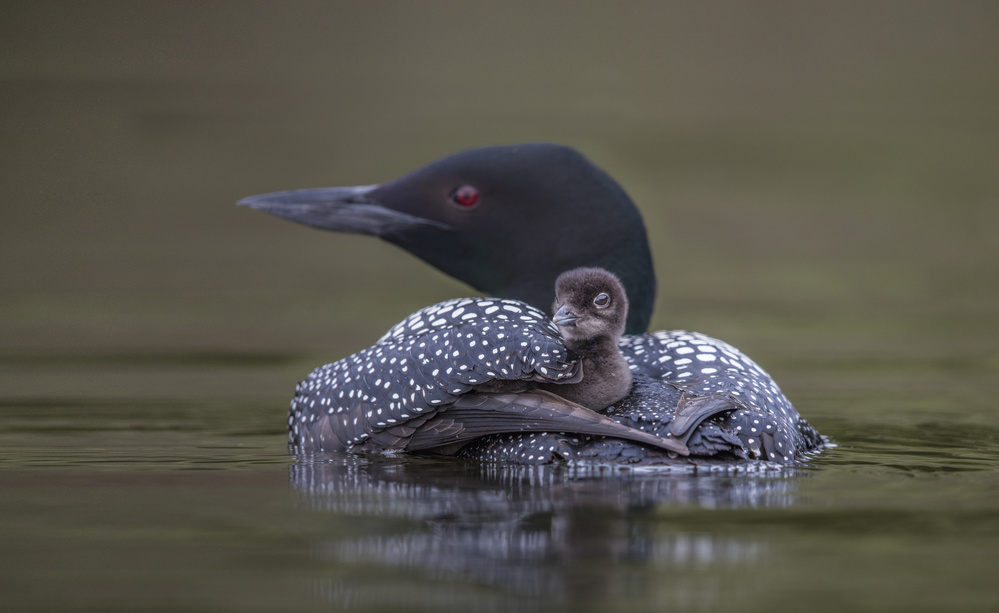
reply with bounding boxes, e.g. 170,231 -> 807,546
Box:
450,185 -> 479,207
593,293 -> 610,308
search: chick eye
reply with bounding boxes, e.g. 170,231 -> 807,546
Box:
593,293 -> 610,308
450,185 -> 479,207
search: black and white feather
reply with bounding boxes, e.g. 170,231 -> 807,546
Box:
289,297 -> 688,455
620,330 -> 823,463
462,332 -> 824,465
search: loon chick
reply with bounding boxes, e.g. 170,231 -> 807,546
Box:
543,267 -> 632,411
242,143 -> 825,464
287,272 -> 689,456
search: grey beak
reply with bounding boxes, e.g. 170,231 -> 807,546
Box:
238,185 -> 450,238
552,304 -> 579,327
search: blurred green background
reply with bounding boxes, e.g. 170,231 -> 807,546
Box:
3,1 -> 995,366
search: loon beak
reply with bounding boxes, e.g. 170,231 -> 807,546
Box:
238,185 -> 451,238
552,304 -> 579,327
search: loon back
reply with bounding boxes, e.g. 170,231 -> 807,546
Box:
290,296 -> 689,456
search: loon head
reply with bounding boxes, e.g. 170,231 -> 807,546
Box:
240,143 -> 656,335
551,267 -> 629,354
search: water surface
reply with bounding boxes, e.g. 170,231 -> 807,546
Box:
2,338 -> 997,612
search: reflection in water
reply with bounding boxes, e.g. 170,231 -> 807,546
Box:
291,454 -> 798,609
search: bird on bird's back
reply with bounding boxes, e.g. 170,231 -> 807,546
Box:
286,266 -> 692,457
241,143 -> 826,466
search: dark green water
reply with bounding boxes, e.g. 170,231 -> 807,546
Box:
2,3 -> 998,611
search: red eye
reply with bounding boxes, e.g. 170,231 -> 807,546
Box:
450,185 -> 479,207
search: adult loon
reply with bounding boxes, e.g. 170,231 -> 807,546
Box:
287,268 -> 692,456
241,143 -> 825,465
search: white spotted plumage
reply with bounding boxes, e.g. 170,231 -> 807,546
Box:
460,330 -> 822,465
290,297 -> 580,452
618,330 -> 795,420
618,330 -> 815,463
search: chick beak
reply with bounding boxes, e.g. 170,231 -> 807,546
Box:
552,304 -> 579,327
